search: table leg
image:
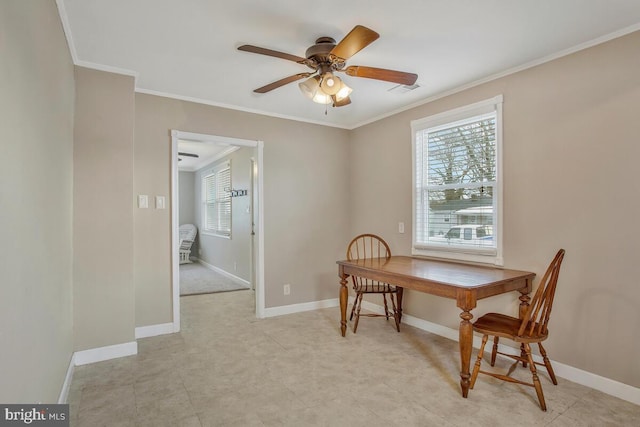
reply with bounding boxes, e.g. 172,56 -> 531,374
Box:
459,309 -> 474,397
339,275 -> 348,337
457,291 -> 477,398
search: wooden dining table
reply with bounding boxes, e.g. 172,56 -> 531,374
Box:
336,255 -> 535,398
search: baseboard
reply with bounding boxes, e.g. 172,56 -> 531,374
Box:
57,353 -> 76,404
264,298 -> 339,318
135,322 -> 175,339
74,341 -> 138,366
357,299 -> 640,406
194,258 -> 251,286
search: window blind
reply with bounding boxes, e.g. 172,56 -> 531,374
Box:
203,161 -> 231,236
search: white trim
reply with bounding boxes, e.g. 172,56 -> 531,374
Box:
255,141 -> 265,318
73,341 -> 138,366
411,95 -> 503,266
350,23 -> 640,130
263,298 -> 339,318
194,258 -> 251,287
171,131 -> 265,325
135,322 -> 175,339
55,0 -> 78,63
138,88 -> 351,130
357,299 -> 640,406
171,133 -> 181,333
74,61 -> 139,80
57,354 -> 76,404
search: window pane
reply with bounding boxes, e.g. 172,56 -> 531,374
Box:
415,111 -> 497,252
426,116 -> 496,186
423,186 -> 494,245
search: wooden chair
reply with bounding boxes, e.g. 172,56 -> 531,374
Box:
470,249 -> 566,411
346,234 -> 400,333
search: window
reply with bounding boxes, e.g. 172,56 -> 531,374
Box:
412,96 -> 503,265
202,160 -> 231,237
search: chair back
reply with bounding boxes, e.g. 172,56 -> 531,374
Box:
347,234 -> 391,292
518,249 -> 566,338
179,224 -> 197,242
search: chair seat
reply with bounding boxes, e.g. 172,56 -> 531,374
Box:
473,313 -> 548,343
354,283 -> 397,293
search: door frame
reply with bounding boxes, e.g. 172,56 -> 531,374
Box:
170,130 -> 265,332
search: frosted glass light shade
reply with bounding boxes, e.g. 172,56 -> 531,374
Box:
299,76 -> 321,99
335,82 -> 352,101
320,72 -> 341,95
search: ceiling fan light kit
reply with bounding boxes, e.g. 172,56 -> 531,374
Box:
299,74 -> 352,105
238,25 -> 417,109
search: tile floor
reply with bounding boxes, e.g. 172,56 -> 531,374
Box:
68,290 -> 640,426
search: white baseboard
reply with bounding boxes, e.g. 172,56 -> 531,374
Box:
74,341 -> 138,366
195,258 -> 251,286
135,322 -> 175,339
58,353 -> 76,404
357,299 -> 640,406
264,298 -> 339,318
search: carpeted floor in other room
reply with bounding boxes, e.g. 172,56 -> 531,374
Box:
180,262 -> 250,296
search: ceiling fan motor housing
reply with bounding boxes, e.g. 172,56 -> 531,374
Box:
305,37 -> 343,71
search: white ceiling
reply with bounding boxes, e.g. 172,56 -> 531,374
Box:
177,140 -> 238,172
59,0 -> 640,129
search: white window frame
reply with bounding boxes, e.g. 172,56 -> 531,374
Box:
411,95 -> 503,265
202,160 -> 232,238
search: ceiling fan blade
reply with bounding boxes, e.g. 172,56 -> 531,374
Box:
178,152 -> 199,158
344,66 -> 418,85
253,73 -> 313,93
238,45 -> 307,64
332,95 -> 351,107
330,25 -> 379,61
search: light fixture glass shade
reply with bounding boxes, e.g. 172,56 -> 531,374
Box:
312,90 -> 332,104
299,76 -> 332,104
320,72 -> 341,95
335,81 -> 353,101
299,76 -> 320,99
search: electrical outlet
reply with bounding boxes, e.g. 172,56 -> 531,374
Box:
234,262 -> 237,271
398,222 -> 405,233
283,284 -> 290,295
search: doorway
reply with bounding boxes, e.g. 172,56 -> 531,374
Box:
170,130 -> 265,332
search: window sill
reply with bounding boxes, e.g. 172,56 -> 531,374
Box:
201,231 -> 231,240
412,247 -> 503,266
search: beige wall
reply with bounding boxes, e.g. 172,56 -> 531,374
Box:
73,67 -> 136,350
134,93 -> 351,326
0,0 -> 75,402
350,31 -> 640,387
4,1 -> 637,401
194,147 -> 255,281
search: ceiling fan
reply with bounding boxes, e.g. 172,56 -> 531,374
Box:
178,152 -> 199,162
238,25 -> 418,107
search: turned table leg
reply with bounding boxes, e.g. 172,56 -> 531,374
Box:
457,291 -> 477,398
459,309 -> 474,397
339,273 -> 348,337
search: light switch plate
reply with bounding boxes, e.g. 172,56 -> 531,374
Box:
138,195 -> 148,209
155,196 -> 165,209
